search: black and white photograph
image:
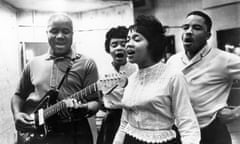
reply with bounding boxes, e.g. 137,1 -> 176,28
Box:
0,0 -> 240,144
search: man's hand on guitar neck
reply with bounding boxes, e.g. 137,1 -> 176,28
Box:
14,112 -> 35,132
58,98 -> 88,118
59,98 -> 99,119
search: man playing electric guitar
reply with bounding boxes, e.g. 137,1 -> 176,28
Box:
14,73 -> 127,144
11,13 -> 100,144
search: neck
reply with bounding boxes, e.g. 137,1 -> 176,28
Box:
138,60 -> 157,69
185,44 -> 206,60
185,51 -> 196,60
112,61 -> 126,72
49,49 -> 72,57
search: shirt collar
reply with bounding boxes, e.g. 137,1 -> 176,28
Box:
46,49 -> 77,60
181,44 -> 211,65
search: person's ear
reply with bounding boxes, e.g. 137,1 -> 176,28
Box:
206,32 -> 211,40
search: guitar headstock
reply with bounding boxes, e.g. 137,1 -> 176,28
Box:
98,72 -> 128,95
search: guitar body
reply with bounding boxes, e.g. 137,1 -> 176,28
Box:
17,89 -> 59,144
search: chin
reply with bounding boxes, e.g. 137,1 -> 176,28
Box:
183,45 -> 192,51
128,59 -> 135,64
54,51 -> 68,57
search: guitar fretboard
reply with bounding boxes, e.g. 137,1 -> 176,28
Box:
43,82 -> 99,119
71,82 -> 98,101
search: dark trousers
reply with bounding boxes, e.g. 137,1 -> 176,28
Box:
200,118 -> 232,144
16,119 -> 93,144
97,109 -> 122,144
123,133 -> 181,144
41,133 -> 92,144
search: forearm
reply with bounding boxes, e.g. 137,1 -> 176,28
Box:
11,95 -> 24,118
113,129 -> 126,144
113,120 -> 126,144
103,87 -> 124,109
113,109 -> 128,144
86,101 -> 100,116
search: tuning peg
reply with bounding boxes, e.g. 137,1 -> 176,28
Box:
112,73 -> 117,78
111,73 -> 114,77
119,72 -> 125,76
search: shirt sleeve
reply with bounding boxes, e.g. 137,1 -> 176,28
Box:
103,87 -> 124,109
84,58 -> 99,86
83,58 -> 100,101
226,52 -> 240,80
170,72 -> 201,144
14,63 -> 34,100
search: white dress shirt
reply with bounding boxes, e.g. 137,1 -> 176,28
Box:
167,44 -> 240,128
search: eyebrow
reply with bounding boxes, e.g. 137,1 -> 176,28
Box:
181,23 -> 203,27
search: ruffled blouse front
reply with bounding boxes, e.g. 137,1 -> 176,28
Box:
120,62 -> 200,144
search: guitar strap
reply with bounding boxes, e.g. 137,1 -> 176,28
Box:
48,54 -> 81,103
33,55 -> 80,112
56,65 -> 71,90
50,53 -> 81,92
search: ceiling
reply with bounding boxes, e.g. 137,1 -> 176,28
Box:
3,0 -> 129,12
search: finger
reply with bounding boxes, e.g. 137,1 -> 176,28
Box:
16,121 -> 35,132
63,98 -> 74,108
61,108 -> 72,118
73,100 -> 83,109
75,103 -> 87,109
19,113 -> 34,122
24,116 -> 35,125
70,99 -> 76,108
72,99 -> 79,109
17,116 -> 34,126
61,110 -> 68,118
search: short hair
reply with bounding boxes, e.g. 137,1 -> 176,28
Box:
187,11 -> 212,32
129,15 -> 166,62
47,13 -> 73,31
105,26 -> 128,53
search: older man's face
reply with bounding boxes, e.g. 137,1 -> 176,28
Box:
47,15 -> 73,57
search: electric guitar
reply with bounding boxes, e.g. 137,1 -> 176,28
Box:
17,73 -> 127,144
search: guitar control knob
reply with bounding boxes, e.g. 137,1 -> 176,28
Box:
30,133 -> 34,137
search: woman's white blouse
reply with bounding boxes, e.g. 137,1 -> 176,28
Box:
116,62 -> 200,144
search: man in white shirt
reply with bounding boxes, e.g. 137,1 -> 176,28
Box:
168,10 -> 240,144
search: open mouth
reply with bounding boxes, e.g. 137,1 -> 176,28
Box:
55,45 -> 66,49
127,49 -> 135,55
115,53 -> 124,58
184,37 -> 193,43
55,42 -> 66,48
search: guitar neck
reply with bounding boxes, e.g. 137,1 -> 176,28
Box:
70,82 -> 99,101
43,101 -> 66,119
43,82 -> 99,120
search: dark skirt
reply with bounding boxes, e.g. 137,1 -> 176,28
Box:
200,118 -> 232,144
123,133 -> 181,144
97,109 -> 122,144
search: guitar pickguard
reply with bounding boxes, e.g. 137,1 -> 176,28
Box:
18,89 -> 59,144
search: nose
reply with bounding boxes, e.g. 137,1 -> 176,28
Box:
185,27 -> 193,34
115,44 -> 124,50
56,32 -> 64,39
126,39 -> 133,49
